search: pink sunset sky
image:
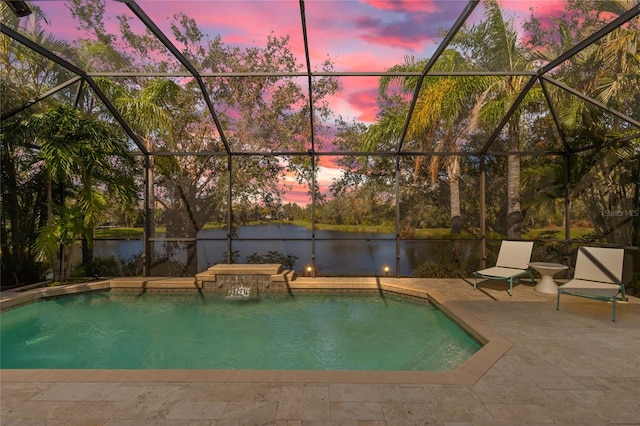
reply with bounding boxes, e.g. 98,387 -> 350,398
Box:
145,0 -> 566,123
32,0 -> 574,205
34,0 -> 570,123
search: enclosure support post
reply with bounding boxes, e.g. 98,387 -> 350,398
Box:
143,153 -> 153,277
227,155 -> 233,264
395,156 -> 401,277
540,78 -> 572,267
58,181 -> 65,281
564,152 -> 571,266
310,150 -> 316,277
479,154 -> 486,269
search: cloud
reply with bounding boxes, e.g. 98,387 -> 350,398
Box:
322,75 -> 381,123
301,1 -> 465,70
142,0 -> 306,65
317,163 -> 344,199
282,187 -> 311,206
361,0 -> 440,14
281,162 -> 343,205
492,1 -> 571,33
352,0 -> 467,51
346,86 -> 380,123
281,173 -> 311,206
353,15 -> 436,50
501,0 -> 567,15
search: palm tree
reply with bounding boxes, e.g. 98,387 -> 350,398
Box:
108,78 -> 183,271
0,118 -> 49,286
365,51 -> 486,233
1,5 -> 96,284
596,1 -> 639,111
529,0 -> 640,248
1,3 -> 74,107
528,0 -> 639,127
452,0 -> 534,239
29,105 -> 136,281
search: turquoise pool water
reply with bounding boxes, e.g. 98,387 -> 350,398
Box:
0,292 -> 481,370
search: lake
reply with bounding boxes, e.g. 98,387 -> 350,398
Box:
92,223 -> 476,276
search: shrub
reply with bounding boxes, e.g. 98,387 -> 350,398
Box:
245,251 -> 299,270
79,256 -> 122,278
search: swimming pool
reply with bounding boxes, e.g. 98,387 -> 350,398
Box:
0,291 -> 481,370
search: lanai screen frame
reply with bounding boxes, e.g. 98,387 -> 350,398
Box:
2,0 -> 639,278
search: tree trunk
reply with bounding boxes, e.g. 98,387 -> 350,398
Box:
184,239 -> 198,276
1,149 -> 22,285
46,176 -> 62,282
82,236 -> 93,272
632,162 -> 639,248
177,182 -> 200,276
507,121 -> 522,239
144,138 -> 155,276
3,151 -> 20,258
80,170 -> 95,271
447,156 -> 462,234
62,244 -> 73,282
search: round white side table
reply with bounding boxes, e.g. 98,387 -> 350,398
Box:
529,262 -> 569,294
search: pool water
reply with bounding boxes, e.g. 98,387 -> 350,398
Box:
0,292 -> 481,370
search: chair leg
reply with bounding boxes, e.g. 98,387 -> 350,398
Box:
612,297 -> 616,322
473,275 -> 477,290
508,278 -> 513,296
556,292 -> 560,311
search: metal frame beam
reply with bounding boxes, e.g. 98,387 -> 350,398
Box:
299,0 -> 318,275
479,75 -> 539,155
542,76 -> 640,130
539,3 -> 640,75
143,149 -> 577,157
1,76 -> 82,120
539,79 -> 572,263
396,0 -> 480,153
539,79 -> 570,153
86,70 -> 539,78
0,24 -> 148,154
121,0 -> 232,154
299,0 -> 316,156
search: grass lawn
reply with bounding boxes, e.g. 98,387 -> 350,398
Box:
95,227 -> 144,239
524,226 -> 594,240
95,222 -> 594,240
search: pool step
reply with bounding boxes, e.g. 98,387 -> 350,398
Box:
110,277 -> 199,289
0,281 -> 112,310
269,269 -> 296,284
205,263 -> 283,275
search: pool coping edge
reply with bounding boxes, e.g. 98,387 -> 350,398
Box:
1,277 -> 511,385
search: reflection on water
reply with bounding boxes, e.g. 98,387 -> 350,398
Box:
90,224 -> 476,276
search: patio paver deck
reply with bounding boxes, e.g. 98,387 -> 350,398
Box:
2,277 -> 639,424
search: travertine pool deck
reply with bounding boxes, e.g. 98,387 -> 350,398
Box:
1,277 -> 639,424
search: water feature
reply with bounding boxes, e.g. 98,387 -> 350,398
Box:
225,282 -> 253,299
0,291 -> 481,370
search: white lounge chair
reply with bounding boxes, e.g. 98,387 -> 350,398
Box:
556,246 -> 626,321
473,241 -> 535,296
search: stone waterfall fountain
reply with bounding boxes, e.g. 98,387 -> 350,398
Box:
195,263 -> 296,296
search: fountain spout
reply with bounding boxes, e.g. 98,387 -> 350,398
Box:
225,283 -> 252,299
